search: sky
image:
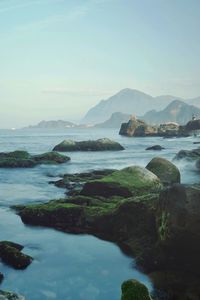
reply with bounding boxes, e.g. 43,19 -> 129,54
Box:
0,0 -> 200,128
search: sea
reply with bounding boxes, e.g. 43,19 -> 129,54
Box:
0,128 -> 199,300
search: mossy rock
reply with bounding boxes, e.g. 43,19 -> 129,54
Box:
146,157 -> 180,185
0,241 -> 33,269
81,166 -> 162,197
53,138 -> 124,152
0,291 -> 26,300
121,280 -> 152,300
0,150 -> 70,168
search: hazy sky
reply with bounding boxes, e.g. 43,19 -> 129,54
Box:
1,0 -> 200,128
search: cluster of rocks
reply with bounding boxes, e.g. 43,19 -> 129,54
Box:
14,154 -> 200,299
119,116 -> 200,138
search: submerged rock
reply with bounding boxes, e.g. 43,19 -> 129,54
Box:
53,138 -> 124,151
81,166 -> 162,197
0,241 -> 33,269
146,157 -> 180,185
0,150 -> 70,168
121,280 -> 152,300
0,291 -> 26,300
146,145 -> 165,151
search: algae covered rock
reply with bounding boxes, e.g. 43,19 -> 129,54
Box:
0,241 -> 33,269
81,166 -> 162,197
121,280 -> 152,300
53,138 -> 124,152
146,157 -> 180,185
0,291 -> 26,300
0,150 -> 70,168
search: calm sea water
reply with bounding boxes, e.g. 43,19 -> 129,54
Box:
0,128 -> 199,300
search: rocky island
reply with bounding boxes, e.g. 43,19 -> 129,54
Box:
119,115 -> 200,138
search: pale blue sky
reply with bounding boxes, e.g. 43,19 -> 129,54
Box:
0,0 -> 200,128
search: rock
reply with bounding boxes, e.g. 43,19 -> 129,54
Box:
53,138 -> 124,151
119,116 -> 157,137
146,157 -> 180,185
156,184 -> 200,273
0,291 -> 26,300
0,151 -> 70,168
0,241 -> 33,269
174,148 -> 200,161
0,273 -> 4,284
185,119 -> 200,131
146,145 -> 165,151
121,279 -> 152,300
81,166 -> 162,197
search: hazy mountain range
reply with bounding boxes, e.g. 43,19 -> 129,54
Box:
82,88 -> 200,124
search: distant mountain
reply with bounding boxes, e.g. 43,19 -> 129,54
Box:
141,100 -> 200,125
26,120 -> 76,129
188,96 -> 200,108
95,112 -> 130,128
82,89 -> 180,124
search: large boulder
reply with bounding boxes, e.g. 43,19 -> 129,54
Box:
174,148 -> 200,161
156,184 -> 200,273
53,138 -> 124,152
119,117 -> 157,137
0,241 -> 33,269
121,280 -> 152,300
146,157 -> 180,185
0,291 -> 26,300
81,166 -> 162,197
0,150 -> 70,168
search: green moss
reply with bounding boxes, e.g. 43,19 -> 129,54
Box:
121,280 -> 152,300
98,166 -> 161,194
158,211 -> 170,241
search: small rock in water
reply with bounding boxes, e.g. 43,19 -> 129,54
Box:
121,279 -> 152,300
146,145 -> 165,151
0,291 -> 26,300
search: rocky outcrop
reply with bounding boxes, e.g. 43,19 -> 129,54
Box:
119,117 -> 157,137
81,166 -> 162,197
0,241 -> 33,269
146,145 -> 165,151
174,148 -> 200,161
146,157 -> 180,185
119,117 -> 185,138
0,291 -> 26,300
53,138 -> 124,152
0,151 -> 70,168
121,280 -> 152,300
185,119 -> 200,131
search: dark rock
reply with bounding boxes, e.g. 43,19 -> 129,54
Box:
185,119 -> 200,131
146,145 -> 165,151
119,116 -> 157,137
121,279 -> 152,300
0,241 -> 33,269
146,157 -> 180,185
174,148 -> 200,161
0,291 -> 26,300
0,273 -> 4,284
0,150 -> 70,168
53,138 -> 124,152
